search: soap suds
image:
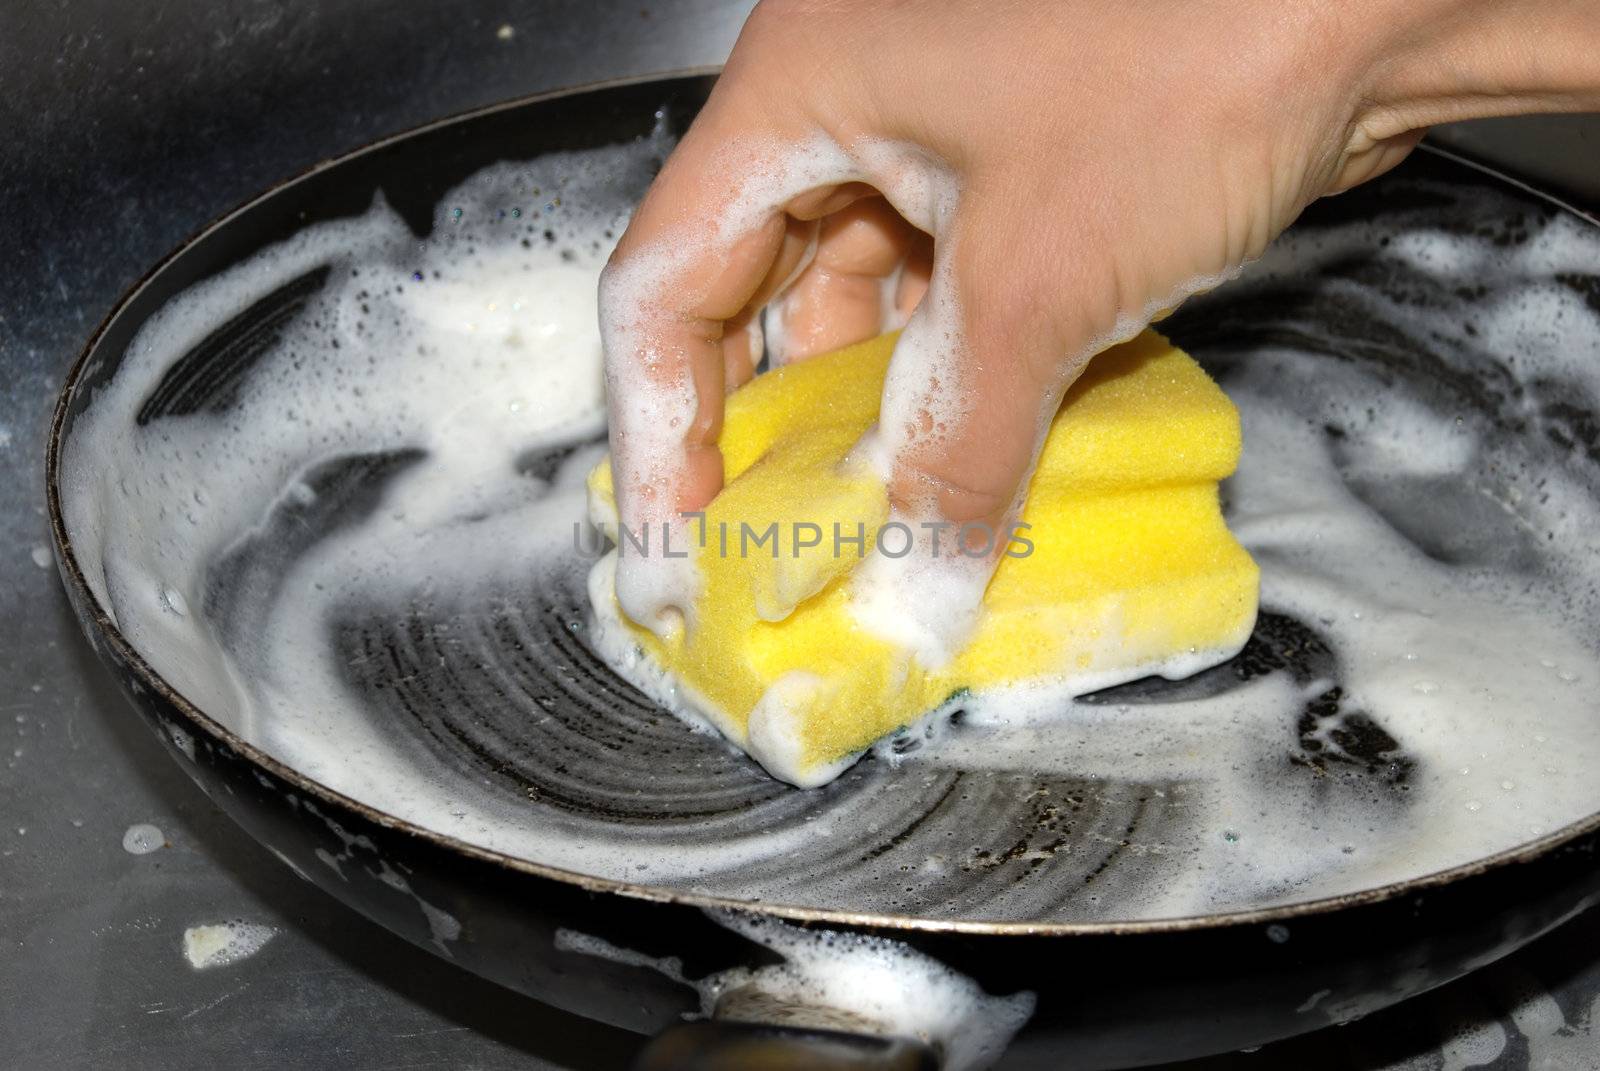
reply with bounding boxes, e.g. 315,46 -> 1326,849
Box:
743,672 -> 855,789
597,131 -> 863,637
557,909 -> 1033,1071
703,909 -> 1035,1071
122,823 -> 166,855
182,921 -> 277,969
58,133 -> 1600,925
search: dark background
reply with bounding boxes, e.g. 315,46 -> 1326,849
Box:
2,2 -> 1598,1068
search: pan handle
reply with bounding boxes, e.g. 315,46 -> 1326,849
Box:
632,1020 -> 940,1071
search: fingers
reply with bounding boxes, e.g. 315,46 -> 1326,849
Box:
602,211 -> 784,525
600,96 -> 801,525
880,190 -> 1092,536
843,186 -> 1092,668
894,232 -> 934,321
599,54 -> 885,632
768,197 -> 925,363
721,309 -> 765,391
721,215 -> 819,388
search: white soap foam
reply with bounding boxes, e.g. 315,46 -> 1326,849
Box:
703,910 -> 1034,1071
57,132 -> 1600,924
597,131 -> 864,637
744,672 -> 855,789
182,921 -> 277,970
843,522 -> 997,669
557,909 -> 1034,1071
121,823 -> 166,855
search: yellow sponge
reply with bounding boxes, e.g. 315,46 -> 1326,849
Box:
588,329 -> 1259,786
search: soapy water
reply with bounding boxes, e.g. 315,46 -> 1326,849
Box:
122,822 -> 166,855
58,129 -> 1600,924
182,921 -> 277,970
558,909 -> 1035,1071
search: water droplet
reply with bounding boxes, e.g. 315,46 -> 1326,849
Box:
1413,680 -> 1439,695
122,823 -> 165,854
161,587 -> 188,617
1464,799 -> 1482,813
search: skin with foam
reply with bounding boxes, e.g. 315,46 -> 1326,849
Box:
586,329 -> 1259,787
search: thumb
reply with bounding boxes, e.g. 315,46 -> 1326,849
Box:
853,188 -> 1110,665
880,190 -> 1104,536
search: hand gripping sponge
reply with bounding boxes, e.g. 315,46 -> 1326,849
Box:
587,329 -> 1259,786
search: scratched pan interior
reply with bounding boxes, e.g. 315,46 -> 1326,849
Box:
49,74 -> 1600,933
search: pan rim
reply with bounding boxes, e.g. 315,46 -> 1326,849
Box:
44,71 -> 1600,938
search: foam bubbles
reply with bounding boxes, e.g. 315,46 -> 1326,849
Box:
121,823 -> 166,854
705,910 -> 1035,1071
57,133 -> 1600,925
558,910 -> 1034,1071
182,921 -> 277,970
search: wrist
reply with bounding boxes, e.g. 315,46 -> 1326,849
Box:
1353,0 -> 1600,141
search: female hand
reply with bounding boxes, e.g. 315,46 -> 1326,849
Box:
600,0 -> 1600,640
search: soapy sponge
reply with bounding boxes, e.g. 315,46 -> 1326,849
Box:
588,329 -> 1259,786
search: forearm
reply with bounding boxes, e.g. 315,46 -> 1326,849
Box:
1358,0 -> 1600,140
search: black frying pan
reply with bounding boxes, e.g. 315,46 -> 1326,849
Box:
45,74 -> 1600,1069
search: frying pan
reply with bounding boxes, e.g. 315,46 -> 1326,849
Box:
44,74 -> 1600,1069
